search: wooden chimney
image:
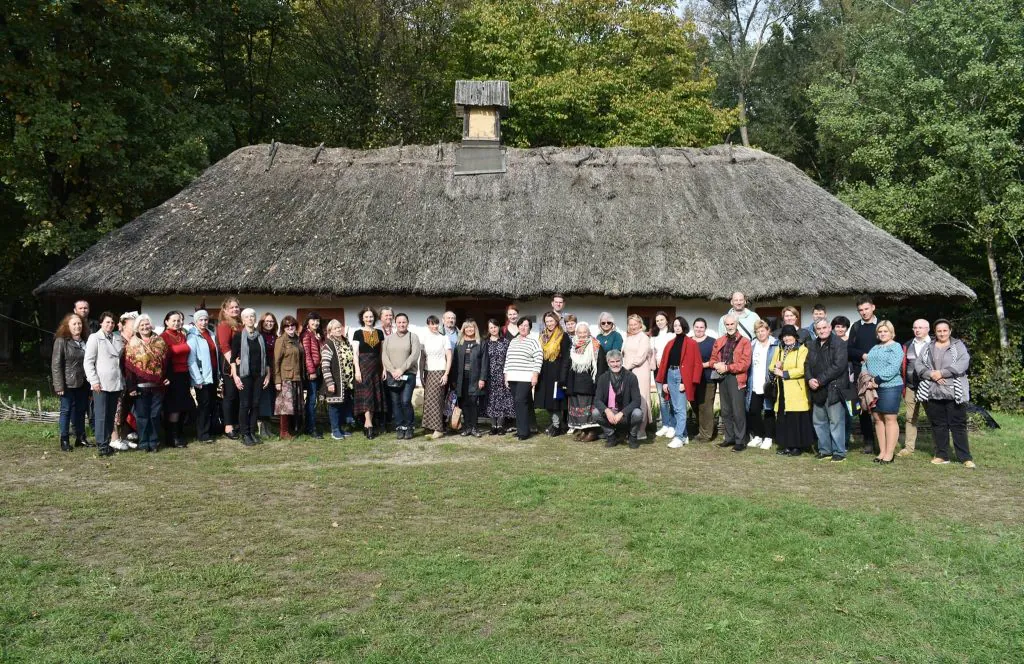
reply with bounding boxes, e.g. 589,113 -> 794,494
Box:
454,80 -> 509,175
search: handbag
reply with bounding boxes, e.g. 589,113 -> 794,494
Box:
763,375 -> 779,404
708,370 -> 724,383
450,405 -> 463,430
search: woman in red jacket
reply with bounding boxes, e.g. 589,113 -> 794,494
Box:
160,310 -> 193,448
655,317 -> 703,449
216,297 -> 242,439
300,312 -> 324,439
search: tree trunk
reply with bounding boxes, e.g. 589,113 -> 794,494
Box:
737,90 -> 750,147
986,237 -> 1010,349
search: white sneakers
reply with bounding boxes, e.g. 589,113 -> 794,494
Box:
760,437 -> 773,450
747,436 -> 772,450
656,426 -> 674,438
667,437 -> 688,448
109,439 -> 129,451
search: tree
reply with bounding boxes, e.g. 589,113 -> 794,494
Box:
457,0 -> 736,148
685,0 -> 807,147
811,0 -> 1024,348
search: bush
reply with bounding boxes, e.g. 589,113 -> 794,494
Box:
970,346 -> 1024,413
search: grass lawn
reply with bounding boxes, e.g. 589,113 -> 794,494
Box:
1,403 -> 1023,662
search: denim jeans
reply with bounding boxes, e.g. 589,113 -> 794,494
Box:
328,403 -> 346,437
812,401 -> 847,456
92,389 -> 119,447
304,378 -> 320,434
665,368 -> 690,440
656,382 -> 674,429
387,372 -> 416,430
133,388 -> 164,450
59,385 -> 90,439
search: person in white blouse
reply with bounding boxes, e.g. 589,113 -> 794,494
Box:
418,315 -> 452,439
650,312 -> 677,438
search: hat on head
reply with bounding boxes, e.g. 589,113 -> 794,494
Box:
779,325 -> 800,342
120,311 -> 139,322
193,310 -> 209,321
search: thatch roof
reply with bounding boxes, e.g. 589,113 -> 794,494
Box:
35,143 -> 975,301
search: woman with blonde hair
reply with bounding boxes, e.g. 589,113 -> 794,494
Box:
230,308 -> 271,446
772,306 -> 812,346
622,313 -> 654,439
451,318 -> 488,437
216,297 -> 242,439
320,319 -> 356,440
537,311 -> 570,436
865,320 -> 904,464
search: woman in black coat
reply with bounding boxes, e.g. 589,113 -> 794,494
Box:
451,319 -> 488,437
566,321 -> 606,442
537,310 -> 571,436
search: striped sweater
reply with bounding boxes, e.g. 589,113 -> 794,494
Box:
504,336 -> 543,382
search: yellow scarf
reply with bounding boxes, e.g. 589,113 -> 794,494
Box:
541,326 -> 564,362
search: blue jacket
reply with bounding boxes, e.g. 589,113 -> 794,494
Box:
187,326 -> 218,386
746,336 -> 779,411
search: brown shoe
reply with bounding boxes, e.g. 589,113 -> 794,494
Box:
279,416 -> 293,439
897,448 -> 913,457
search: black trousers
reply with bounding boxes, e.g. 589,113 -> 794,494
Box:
195,383 -> 216,440
746,393 -> 776,439
237,376 -> 264,436
925,399 -> 972,462
459,382 -> 480,432
222,373 -> 239,427
511,381 -> 534,439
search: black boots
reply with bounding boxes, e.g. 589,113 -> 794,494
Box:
75,434 -> 95,448
172,420 -> 187,448
60,436 -> 72,452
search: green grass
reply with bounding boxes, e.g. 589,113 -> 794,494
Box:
1,412 -> 1023,662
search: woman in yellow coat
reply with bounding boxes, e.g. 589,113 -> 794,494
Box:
770,326 -> 814,457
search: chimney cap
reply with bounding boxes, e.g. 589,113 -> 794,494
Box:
454,80 -> 510,117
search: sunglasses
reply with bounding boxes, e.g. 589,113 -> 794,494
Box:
600,322 -> 612,326
285,324 -> 296,328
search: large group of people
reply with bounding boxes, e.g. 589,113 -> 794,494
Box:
50,293 -> 976,468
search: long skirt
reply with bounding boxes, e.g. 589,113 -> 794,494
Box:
164,371 -> 194,413
775,389 -> 814,451
485,379 -> 515,420
422,370 -> 446,432
568,393 -> 598,429
274,379 -> 302,416
354,352 -> 385,415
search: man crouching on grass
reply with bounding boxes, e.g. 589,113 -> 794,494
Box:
592,350 -> 644,449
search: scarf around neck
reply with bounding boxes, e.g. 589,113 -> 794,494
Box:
541,325 -> 564,362
570,336 -> 600,378
239,328 -> 266,378
125,334 -> 168,382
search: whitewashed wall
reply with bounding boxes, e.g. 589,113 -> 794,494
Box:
143,294 -> 861,337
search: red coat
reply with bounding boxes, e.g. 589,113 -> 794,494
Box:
301,329 -> 323,377
654,335 -> 703,402
710,334 -> 753,390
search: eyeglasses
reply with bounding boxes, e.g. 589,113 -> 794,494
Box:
285,324 -> 296,329
600,322 -> 613,326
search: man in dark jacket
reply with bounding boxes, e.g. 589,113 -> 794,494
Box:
592,350 -> 644,449
847,296 -> 880,454
807,319 -> 850,462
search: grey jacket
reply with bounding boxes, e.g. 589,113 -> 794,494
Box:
913,338 -> 971,404
51,337 -> 88,393
84,331 -> 125,392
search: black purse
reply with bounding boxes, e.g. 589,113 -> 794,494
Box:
763,375 -> 779,404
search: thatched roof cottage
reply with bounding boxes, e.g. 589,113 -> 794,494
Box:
35,81 -> 974,334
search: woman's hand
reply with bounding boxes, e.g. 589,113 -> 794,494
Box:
772,367 -> 785,377
355,371 -> 362,384
234,376 -> 244,390
679,383 -> 686,393
929,370 -> 942,381
92,384 -> 102,393
262,375 -> 270,388
478,380 -> 485,390
276,383 -> 282,391
530,373 -> 538,387
327,384 -> 335,394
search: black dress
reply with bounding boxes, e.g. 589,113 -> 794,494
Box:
353,328 -> 385,415
536,331 -> 570,411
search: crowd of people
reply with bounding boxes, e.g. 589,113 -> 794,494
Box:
50,293 -> 976,467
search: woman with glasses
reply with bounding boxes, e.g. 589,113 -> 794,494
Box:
273,315 -> 305,438
596,313 -> 623,353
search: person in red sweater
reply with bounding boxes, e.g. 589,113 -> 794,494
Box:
711,314 -> 754,450
160,310 -> 193,448
655,317 -> 703,449
216,297 -> 242,439
300,312 -> 324,438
